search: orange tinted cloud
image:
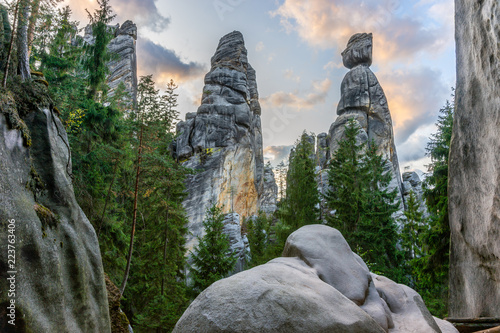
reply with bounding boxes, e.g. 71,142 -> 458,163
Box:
261,78 -> 331,110
271,0 -> 452,65
377,67 -> 449,144
137,37 -> 206,85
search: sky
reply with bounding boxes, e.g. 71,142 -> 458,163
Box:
64,0 -> 456,173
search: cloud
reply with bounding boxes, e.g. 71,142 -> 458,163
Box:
377,67 -> 449,145
256,41 -> 265,52
284,69 -> 300,83
137,37 -> 206,85
261,78 -> 331,110
64,0 -> 170,32
264,145 -> 293,166
112,0 -> 170,32
271,0 -> 453,65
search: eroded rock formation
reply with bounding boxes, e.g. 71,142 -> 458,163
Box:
174,31 -> 275,252
402,171 -> 428,217
0,95 -> 110,332
222,213 -> 249,272
259,163 -> 278,215
448,0 -> 500,318
173,225 -> 457,333
320,33 -> 404,218
82,20 -> 138,106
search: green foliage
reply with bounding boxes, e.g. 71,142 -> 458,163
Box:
325,119 -> 403,281
273,131 -> 320,254
190,205 -> 237,295
83,0 -> 116,99
247,212 -> 272,267
413,94 -> 454,317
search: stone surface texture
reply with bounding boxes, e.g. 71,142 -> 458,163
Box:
448,0 -> 500,318
0,103 -> 110,332
173,225 -> 456,333
402,171 -> 428,217
173,31 -> 276,253
222,213 -> 249,272
323,33 -> 404,219
82,21 -> 138,106
259,163 -> 278,214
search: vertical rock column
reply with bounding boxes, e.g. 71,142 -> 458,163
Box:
328,33 -> 404,216
174,31 -> 267,253
448,0 -> 500,319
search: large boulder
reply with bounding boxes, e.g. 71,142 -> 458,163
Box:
173,225 -> 457,333
174,257 -> 385,333
448,0 -> 500,318
0,95 -> 110,332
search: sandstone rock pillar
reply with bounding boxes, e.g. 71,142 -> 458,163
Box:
448,0 -> 500,319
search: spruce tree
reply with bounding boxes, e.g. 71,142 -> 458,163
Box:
190,205 -> 237,295
84,0 -> 115,99
415,95 -> 454,317
280,132 -> 319,229
247,212 -> 270,267
325,119 -> 402,280
272,132 -> 320,256
325,119 -> 366,237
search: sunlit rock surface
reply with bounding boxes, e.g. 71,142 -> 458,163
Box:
324,33 -> 404,219
174,31 -> 276,253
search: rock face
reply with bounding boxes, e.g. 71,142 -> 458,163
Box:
259,163 -> 278,215
222,213 -> 249,272
173,225 -> 456,333
448,0 -> 500,318
0,98 -> 110,331
322,33 -> 404,218
402,171 -> 428,217
174,31 -> 275,252
82,21 -> 138,106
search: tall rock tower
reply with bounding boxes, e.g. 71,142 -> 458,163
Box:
174,31 -> 269,252
323,33 -> 404,215
448,0 -> 500,321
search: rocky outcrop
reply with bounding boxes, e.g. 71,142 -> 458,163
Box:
320,33 -> 404,218
82,21 -> 138,106
222,213 -> 249,272
259,163 -> 278,214
173,225 -> 456,333
448,0 -> 500,318
0,94 -> 110,332
402,171 -> 428,217
174,31 -> 274,252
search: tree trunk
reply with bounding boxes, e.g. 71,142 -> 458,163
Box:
2,0 -> 20,88
97,159 -> 119,236
120,121 -> 144,295
160,210 -> 169,296
17,0 -> 30,81
27,0 -> 40,57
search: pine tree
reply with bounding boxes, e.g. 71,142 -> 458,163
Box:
272,132 -> 320,256
415,95 -> 454,317
83,0 -> 116,99
190,205 -> 237,295
325,119 -> 402,280
401,191 -> 425,262
325,119 -> 366,237
280,132 -> 320,229
121,75 -> 190,330
247,212 -> 270,267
